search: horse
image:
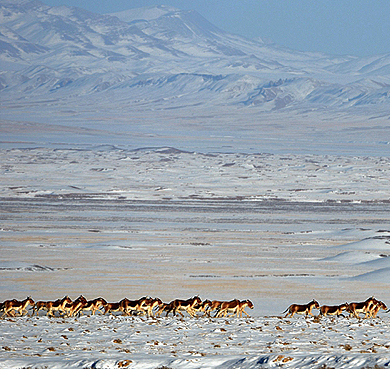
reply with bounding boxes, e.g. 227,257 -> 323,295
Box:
283,300 -> 320,318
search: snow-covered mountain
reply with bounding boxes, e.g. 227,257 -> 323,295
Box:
0,0 -> 389,146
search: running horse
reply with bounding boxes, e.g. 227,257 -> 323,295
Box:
1,297 -> 35,317
120,296 -> 150,316
216,299 -> 254,318
283,299 -> 320,318
319,303 -> 348,317
346,297 -> 377,319
78,297 -> 107,316
63,295 -> 88,317
205,300 -> 225,317
141,297 -> 163,317
362,297 -> 387,318
192,299 -> 212,317
44,295 -> 73,317
165,296 -> 202,317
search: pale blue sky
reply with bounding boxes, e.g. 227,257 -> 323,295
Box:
42,0 -> 390,57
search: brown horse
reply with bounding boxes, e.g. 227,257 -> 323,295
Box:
32,300 -> 50,316
216,299 -> 254,318
346,297 -> 377,319
192,299 -> 212,317
1,297 -> 35,317
45,295 -> 73,317
63,295 -> 88,317
78,297 -> 107,316
363,298 -> 387,318
283,300 -> 320,318
320,303 -> 348,317
205,300 -> 225,317
140,297 -> 163,317
155,301 -> 175,317
169,296 -> 202,317
104,298 -> 132,316
120,297 -> 150,316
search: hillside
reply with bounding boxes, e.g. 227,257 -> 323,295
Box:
1,0 -> 389,153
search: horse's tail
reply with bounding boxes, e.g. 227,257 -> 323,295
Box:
281,306 -> 290,315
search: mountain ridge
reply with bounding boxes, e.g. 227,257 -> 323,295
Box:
0,0 -> 389,123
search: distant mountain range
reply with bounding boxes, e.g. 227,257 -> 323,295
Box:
1,0 -> 390,128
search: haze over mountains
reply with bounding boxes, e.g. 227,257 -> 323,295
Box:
1,0 -> 389,153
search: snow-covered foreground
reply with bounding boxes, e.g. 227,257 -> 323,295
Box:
1,313 -> 390,369
1,147 -> 390,368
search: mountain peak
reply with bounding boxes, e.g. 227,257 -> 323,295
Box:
109,5 -> 180,23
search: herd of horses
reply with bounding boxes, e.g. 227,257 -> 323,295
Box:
283,297 -> 389,319
1,295 -> 388,320
0,295 -> 253,319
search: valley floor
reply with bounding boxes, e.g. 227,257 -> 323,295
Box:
1,147 -> 390,368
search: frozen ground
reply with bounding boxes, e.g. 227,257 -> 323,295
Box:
1,147 -> 390,368
0,313 -> 390,369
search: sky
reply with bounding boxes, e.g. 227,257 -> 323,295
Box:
42,0 -> 390,57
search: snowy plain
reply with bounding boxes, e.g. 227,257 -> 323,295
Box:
1,146 -> 390,369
